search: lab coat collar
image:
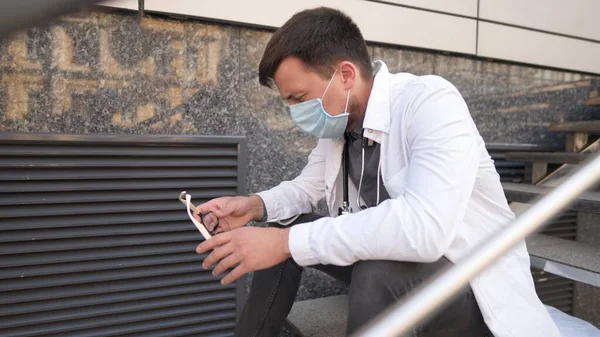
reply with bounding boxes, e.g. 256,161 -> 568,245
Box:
362,60 -> 391,139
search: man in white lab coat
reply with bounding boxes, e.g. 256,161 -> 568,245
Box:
195,7 -> 560,337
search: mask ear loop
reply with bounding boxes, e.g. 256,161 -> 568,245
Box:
185,194 -> 212,240
321,68 -> 351,116
343,89 -> 351,114
321,68 -> 338,100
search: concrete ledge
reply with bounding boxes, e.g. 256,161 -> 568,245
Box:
528,234 -> 600,286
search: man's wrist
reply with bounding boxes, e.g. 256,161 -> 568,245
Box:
247,195 -> 266,221
281,227 -> 291,258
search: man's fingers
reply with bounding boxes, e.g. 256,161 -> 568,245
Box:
222,264 -> 248,285
212,252 -> 241,276
195,200 -> 215,216
202,243 -> 234,269
196,232 -> 231,254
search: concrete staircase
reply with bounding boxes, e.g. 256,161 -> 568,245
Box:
501,120 -> 600,312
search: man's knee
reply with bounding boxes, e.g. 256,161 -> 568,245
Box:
347,261 -> 413,334
350,260 -> 406,304
352,260 -> 395,289
352,260 -> 422,292
350,259 -> 446,305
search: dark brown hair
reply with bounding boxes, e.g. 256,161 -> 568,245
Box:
258,7 -> 373,88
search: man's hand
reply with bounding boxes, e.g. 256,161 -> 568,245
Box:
196,227 -> 292,284
194,195 -> 265,233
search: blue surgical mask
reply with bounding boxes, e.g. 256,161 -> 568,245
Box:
289,69 -> 350,139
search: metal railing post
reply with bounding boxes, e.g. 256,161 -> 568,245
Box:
354,153 -> 600,337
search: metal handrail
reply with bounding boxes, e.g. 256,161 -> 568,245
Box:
353,152 -> 600,337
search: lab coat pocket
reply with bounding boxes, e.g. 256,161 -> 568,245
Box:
385,166 -> 408,199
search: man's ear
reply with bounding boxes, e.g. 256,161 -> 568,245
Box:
339,61 -> 357,90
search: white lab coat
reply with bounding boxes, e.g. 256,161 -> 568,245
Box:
257,61 -> 560,337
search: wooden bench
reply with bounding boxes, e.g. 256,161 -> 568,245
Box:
548,120 -> 600,152
505,152 -> 589,165
502,182 -> 600,213
585,96 -> 600,106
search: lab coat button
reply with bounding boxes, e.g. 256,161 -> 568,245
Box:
326,185 -> 329,190
367,129 -> 373,133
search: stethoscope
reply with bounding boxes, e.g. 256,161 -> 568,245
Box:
339,132 -> 382,215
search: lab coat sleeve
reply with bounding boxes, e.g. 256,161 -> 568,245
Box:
256,140 -> 327,224
288,82 -> 480,266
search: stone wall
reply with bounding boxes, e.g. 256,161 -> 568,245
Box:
0,8 -> 599,305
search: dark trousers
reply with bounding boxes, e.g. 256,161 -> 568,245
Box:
234,214 -> 492,337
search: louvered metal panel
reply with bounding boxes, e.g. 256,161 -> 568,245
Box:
532,270 -> 575,313
0,132 -> 246,337
487,143 -> 577,314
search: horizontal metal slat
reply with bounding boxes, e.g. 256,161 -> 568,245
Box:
116,320 -> 235,337
0,210 -> 184,231
176,333 -> 232,337
500,176 -> 524,183
0,261 -> 209,292
0,252 -> 204,280
0,199 -> 226,219
0,167 -> 238,181
540,225 -> 577,232
535,280 -> 573,292
0,221 -> 191,243
534,279 -> 574,290
0,241 -> 197,268
0,157 -> 238,168
541,298 -> 573,308
44,313 -> 236,337
543,232 -> 577,239
1,281 -> 234,317
544,219 -> 578,227
0,144 -> 238,157
550,214 -> 578,222
0,231 -> 201,255
553,306 -> 573,314
0,133 -> 245,146
5,306 -> 237,337
492,161 -> 525,168
0,188 -> 237,206
2,291 -> 236,330
537,292 -> 574,302
0,270 -> 221,304
496,168 -> 525,175
0,178 -> 238,193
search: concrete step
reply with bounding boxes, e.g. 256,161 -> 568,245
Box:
502,182 -> 600,213
505,151 -> 589,164
286,295 -> 347,337
527,234 -> 600,287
